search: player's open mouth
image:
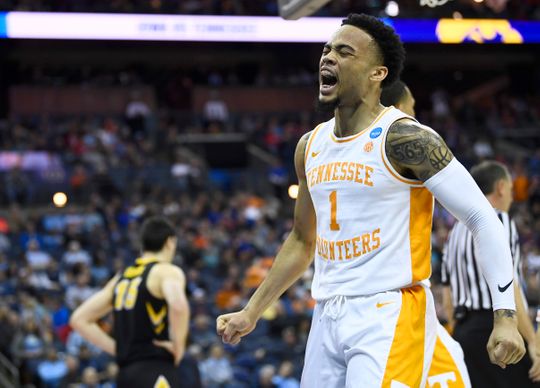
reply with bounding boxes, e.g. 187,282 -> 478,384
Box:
320,69 -> 338,95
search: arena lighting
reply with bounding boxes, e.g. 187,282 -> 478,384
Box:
0,12 -> 539,43
288,184 -> 299,200
53,192 -> 68,208
385,1 -> 400,17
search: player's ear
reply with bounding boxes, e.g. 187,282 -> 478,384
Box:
495,179 -> 506,196
166,236 -> 177,248
370,66 -> 388,83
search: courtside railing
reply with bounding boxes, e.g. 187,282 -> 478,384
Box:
0,351 -> 19,388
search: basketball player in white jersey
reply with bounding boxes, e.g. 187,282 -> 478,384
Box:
381,80 -> 471,388
217,13 -> 524,387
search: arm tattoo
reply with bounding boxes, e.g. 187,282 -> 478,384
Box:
385,120 -> 453,181
494,309 -> 516,320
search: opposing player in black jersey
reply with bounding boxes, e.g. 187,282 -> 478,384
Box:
70,217 -> 189,388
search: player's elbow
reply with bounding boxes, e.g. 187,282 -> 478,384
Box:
290,226 -> 315,250
69,308 -> 91,330
69,310 -> 83,330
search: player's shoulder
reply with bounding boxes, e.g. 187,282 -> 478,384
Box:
298,120 -> 331,149
385,117 -> 453,181
388,117 -> 441,138
104,273 -> 122,292
151,262 -> 185,281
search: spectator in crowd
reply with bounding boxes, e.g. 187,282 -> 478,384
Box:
70,164 -> 89,201
191,314 -> 216,350
269,327 -> 304,368
203,89 -> 229,129
258,364 -> 277,388
79,366 -> 100,388
200,343 -> 234,387
11,317 -> 46,384
25,239 -> 52,270
215,278 -> 242,311
37,347 -> 68,388
514,160 -> 531,203
21,263 -> 60,292
4,166 -> 33,205
65,271 -> 96,310
63,240 -> 93,268
101,362 -> 118,387
272,361 -> 300,388
125,90 -> 152,139
0,303 -> 18,355
89,252 -> 111,287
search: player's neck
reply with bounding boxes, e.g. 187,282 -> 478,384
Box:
334,95 -> 385,138
140,251 -> 170,263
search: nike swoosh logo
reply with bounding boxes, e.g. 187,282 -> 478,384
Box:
498,279 -> 513,293
376,301 -> 394,308
311,151 -> 320,158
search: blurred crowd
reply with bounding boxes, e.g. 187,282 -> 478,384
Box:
12,65 -> 317,92
0,65 -> 539,387
1,0 -> 539,20
0,185 -> 309,387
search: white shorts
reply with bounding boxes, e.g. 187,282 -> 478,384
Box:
426,323 -> 471,388
301,285 -> 437,388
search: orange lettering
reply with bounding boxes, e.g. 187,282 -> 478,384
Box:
340,162 -> 348,181
365,165 -> 374,187
344,239 -> 352,259
352,237 -> 361,257
329,241 -> 335,261
315,165 -> 323,186
323,239 -> 329,259
308,169 -> 315,188
332,162 -> 341,181
324,163 -> 333,182
347,163 -> 355,181
372,228 -> 381,250
362,233 -> 371,254
354,163 -> 364,184
336,241 -> 344,260
316,236 -> 323,257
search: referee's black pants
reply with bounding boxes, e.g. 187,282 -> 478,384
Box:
454,310 -> 539,388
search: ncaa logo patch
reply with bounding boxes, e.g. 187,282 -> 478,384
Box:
370,127 -> 382,139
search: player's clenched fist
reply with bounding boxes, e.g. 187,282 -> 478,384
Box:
487,309 -> 526,369
216,310 -> 256,345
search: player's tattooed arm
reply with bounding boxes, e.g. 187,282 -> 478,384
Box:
494,309 -> 517,320
385,119 -> 454,182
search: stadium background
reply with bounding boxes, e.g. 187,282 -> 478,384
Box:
0,0 -> 539,387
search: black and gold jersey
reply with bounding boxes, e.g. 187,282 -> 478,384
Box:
113,257 -> 173,367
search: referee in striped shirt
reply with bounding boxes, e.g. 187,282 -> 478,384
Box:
442,160 -> 540,387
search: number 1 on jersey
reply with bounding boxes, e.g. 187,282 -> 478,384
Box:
329,190 -> 340,231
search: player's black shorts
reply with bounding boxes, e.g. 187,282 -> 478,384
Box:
117,360 -> 179,388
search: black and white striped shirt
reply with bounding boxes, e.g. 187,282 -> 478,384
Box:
442,210 -> 521,311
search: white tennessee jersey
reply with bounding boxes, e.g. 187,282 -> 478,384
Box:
305,106 -> 435,300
